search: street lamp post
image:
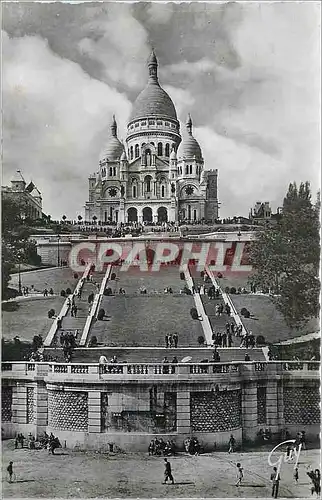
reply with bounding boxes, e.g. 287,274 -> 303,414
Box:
18,258 -> 22,295
57,234 -> 61,267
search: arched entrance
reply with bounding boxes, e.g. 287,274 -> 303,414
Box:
157,206 -> 168,223
142,207 -> 152,223
127,207 -> 138,223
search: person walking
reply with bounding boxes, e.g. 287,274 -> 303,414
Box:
163,458 -> 175,484
235,463 -> 243,487
228,434 -> 235,454
165,334 -> 169,348
173,333 -> 178,348
7,461 -> 14,483
270,467 -> 281,498
294,467 -> 299,484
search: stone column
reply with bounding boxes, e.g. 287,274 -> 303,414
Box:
266,381 -> 279,433
88,390 -> 101,434
12,383 -> 27,425
176,389 -> 190,434
277,381 -> 285,430
34,383 -> 48,434
242,382 -> 257,441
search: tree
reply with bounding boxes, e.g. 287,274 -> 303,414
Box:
62,215 -> 67,223
2,198 -> 42,298
249,182 -> 320,328
77,215 -> 83,223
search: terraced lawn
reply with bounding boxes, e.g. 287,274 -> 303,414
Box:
215,273 -> 253,292
2,296 -> 64,342
89,295 -> 204,347
230,295 -> 319,344
9,268 -> 78,295
3,268 -> 87,343
110,266 -> 186,294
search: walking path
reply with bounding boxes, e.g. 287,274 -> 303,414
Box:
79,265 -> 112,346
205,265 -> 247,336
275,331 -> 320,345
44,264 -> 92,347
184,268 -> 213,346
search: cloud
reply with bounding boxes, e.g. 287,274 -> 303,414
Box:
78,4 -> 151,90
147,3 -> 173,25
196,126 -> 288,217
2,2 -> 320,220
2,31 -> 131,218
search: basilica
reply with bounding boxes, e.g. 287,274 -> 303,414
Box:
85,51 -> 219,224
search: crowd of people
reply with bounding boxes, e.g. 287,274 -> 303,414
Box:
164,333 -> 179,348
148,438 -> 177,456
14,432 -> 61,454
60,331 -> 77,362
161,356 -> 178,373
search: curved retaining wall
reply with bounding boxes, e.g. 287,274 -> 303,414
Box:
1,361 -> 320,450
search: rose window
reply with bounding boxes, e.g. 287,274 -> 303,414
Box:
185,186 -> 194,196
109,188 -> 117,197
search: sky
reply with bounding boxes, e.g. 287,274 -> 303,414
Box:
2,1 -> 321,219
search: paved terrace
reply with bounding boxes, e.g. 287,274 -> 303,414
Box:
88,266 -> 204,347
43,347 -> 267,363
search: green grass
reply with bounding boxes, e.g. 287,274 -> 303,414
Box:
9,268 -> 78,295
2,297 -> 65,342
90,295 -> 204,347
2,268 -> 78,343
230,295 -> 319,343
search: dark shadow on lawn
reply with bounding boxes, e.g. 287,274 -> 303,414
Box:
169,482 -> 195,486
239,484 -> 266,488
14,479 -> 37,483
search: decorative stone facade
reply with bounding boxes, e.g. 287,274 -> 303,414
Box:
48,391 -> 88,431
85,51 -> 219,224
2,387 -> 12,422
283,385 -> 320,424
2,362 -> 320,449
27,387 -> 35,424
190,390 -> 242,432
257,386 -> 267,425
100,388 -> 176,433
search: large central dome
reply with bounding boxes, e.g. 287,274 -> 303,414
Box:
129,50 -> 177,122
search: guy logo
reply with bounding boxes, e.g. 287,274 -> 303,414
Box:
268,439 -> 302,479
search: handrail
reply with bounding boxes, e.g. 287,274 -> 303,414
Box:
1,361 -> 319,377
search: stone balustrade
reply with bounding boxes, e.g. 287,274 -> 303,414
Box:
1,360 -> 319,382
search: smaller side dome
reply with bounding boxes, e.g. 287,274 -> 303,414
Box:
178,114 -> 202,160
100,115 -> 124,161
